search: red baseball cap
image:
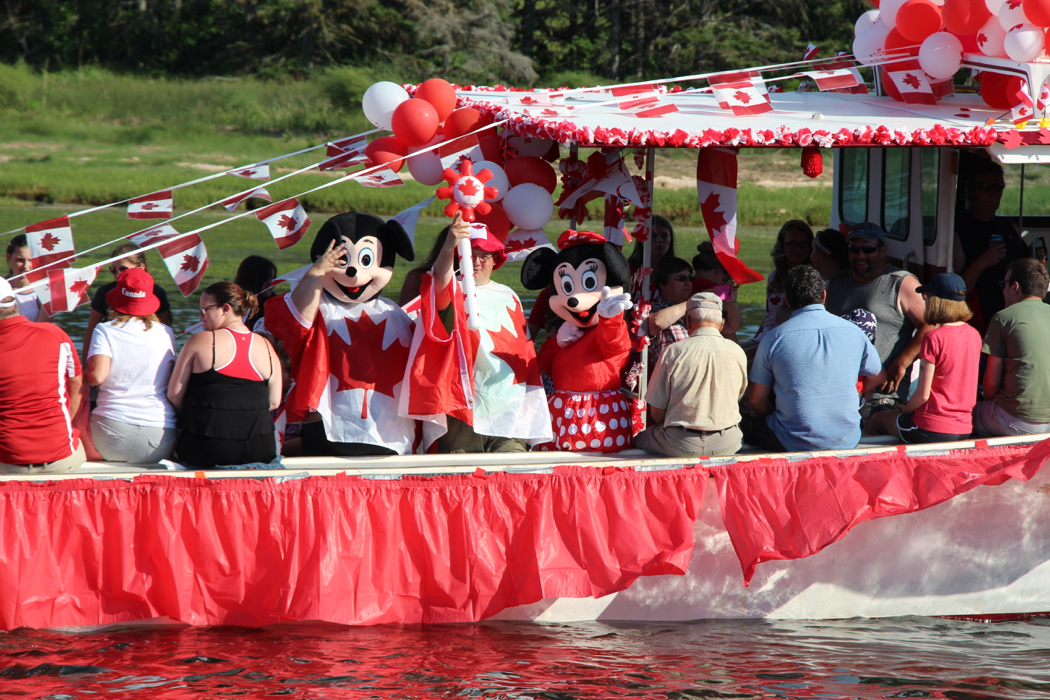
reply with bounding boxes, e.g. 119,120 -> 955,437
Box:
106,268 -> 160,316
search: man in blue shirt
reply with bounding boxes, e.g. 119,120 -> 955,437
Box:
744,265 -> 885,452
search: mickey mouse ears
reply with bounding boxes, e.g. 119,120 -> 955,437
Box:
557,229 -> 607,249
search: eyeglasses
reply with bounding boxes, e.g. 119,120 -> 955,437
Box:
110,264 -> 136,275
784,240 -> 812,250
669,273 -> 693,283
975,182 -> 1006,193
848,244 -> 880,254
198,304 -> 220,316
474,252 -> 495,263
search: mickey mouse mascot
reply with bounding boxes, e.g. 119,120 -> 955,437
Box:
521,230 -> 635,452
266,211 -> 422,456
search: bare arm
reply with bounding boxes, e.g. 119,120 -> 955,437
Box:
290,238 -> 344,323
167,333 -> 208,410
649,405 -> 666,425
749,382 -> 775,417
723,298 -> 743,336
264,338 -> 283,411
86,355 -> 111,386
883,275 -> 931,394
434,214 -> 470,310
82,309 -> 103,361
861,369 -> 887,394
983,354 -> 1004,402
648,301 -> 687,333
899,360 -> 934,414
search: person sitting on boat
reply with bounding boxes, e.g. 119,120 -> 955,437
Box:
0,277 -> 86,474
973,258 -> 1050,437
753,220 -> 813,341
867,273 -> 981,444
521,229 -> 634,453
266,212 -> 422,456
649,242 -> 743,346
234,254 -> 277,329
635,292 -> 747,458
4,233 -> 46,322
168,282 -> 282,468
954,158 -> 1027,336
85,268 -> 178,463
646,256 -> 694,372
400,215 -> 552,453
810,228 -> 849,281
743,264 -> 885,453
824,222 -> 930,418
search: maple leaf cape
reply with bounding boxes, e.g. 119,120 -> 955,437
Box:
266,291 -> 422,454
399,271 -> 553,449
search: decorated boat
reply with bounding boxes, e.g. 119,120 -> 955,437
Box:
6,1 -> 1050,630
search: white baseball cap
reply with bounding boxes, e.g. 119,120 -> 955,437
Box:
0,278 -> 15,309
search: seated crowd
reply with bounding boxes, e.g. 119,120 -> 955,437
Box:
1,197 -> 1048,472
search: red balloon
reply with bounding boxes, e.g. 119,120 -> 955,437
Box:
942,0 -> 990,35
505,156 -> 558,194
474,201 -> 510,241
443,108 -> 493,139
980,73 -> 1025,110
1025,0 -> 1050,28
365,136 -> 408,173
391,98 -> 439,147
479,134 -> 505,163
542,139 -> 561,162
896,0 -> 943,43
415,79 -> 458,122
884,28 -> 921,70
958,31 -> 980,53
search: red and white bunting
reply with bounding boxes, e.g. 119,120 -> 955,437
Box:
696,148 -> 764,285
221,186 -> 273,212
800,68 -> 861,91
25,216 -> 75,280
256,198 -> 311,250
327,136 -> 367,156
886,71 -> 937,105
504,227 -> 554,263
320,136 -> 368,171
39,266 -> 97,316
709,81 -> 773,116
228,164 -> 270,181
158,233 -> 209,296
128,223 -> 180,248
614,88 -> 678,117
803,43 -> 820,61
127,190 -> 173,220
506,93 -> 559,108
353,167 -> 406,188
523,105 -> 578,118
438,134 -> 482,169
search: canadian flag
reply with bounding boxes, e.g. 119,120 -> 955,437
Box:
611,83 -> 678,116
1038,79 -> 1050,112
327,136 -> 367,157
256,198 -> 311,250
221,186 -> 273,212
438,134 -> 482,169
710,82 -> 774,115
696,148 -> 764,285
38,265 -> 97,316
800,68 -> 861,91
228,164 -> 270,181
353,167 -> 406,188
127,190 -> 174,220
128,223 -> 180,248
25,216 -> 75,280
320,137 -> 368,171
803,43 -> 820,61
159,233 -> 209,296
887,70 -> 938,105
503,227 -> 555,263
1012,82 -> 1035,125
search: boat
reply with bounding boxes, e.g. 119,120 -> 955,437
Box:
6,21 -> 1050,630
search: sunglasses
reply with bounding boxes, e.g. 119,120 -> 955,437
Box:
669,273 -> 694,283
975,182 -> 1006,193
848,244 -> 880,254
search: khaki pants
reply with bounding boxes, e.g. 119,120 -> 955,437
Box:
437,416 -> 527,454
0,443 -> 86,474
634,424 -> 742,458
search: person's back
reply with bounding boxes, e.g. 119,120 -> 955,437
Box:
91,319 -> 177,429
984,298 -> 1050,423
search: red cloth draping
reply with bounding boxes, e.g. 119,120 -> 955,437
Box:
710,439 -> 1050,585
0,466 -> 706,630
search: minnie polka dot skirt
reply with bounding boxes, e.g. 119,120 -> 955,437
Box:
536,389 -> 634,453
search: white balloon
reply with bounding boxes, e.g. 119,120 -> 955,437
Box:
502,183 -> 554,230
362,81 -> 409,130
507,136 -> 554,158
985,0 -> 1004,14
855,10 -> 881,36
853,21 -> 892,65
999,0 -> 1029,31
977,16 -> 1008,57
1004,23 -> 1046,62
919,32 -> 965,80
880,0 -> 910,29
473,160 -> 509,202
407,149 -> 444,186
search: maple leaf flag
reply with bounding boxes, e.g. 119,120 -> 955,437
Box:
438,134 -> 482,169
158,233 -> 209,296
38,265 -> 97,316
804,43 -> 820,61
25,216 -> 75,280
1038,79 -> 1050,112
503,227 -> 555,263
127,190 -> 174,220
800,68 -> 861,91
320,137 -> 368,171
353,167 -> 406,188
228,164 -> 270,181
221,186 -> 273,212
256,198 -> 311,250
128,223 -> 180,248
709,81 -> 773,116
1011,82 -> 1035,125
696,148 -> 764,285
887,71 -> 937,105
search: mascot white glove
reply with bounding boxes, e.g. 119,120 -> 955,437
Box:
556,321 -> 585,347
597,286 -> 633,318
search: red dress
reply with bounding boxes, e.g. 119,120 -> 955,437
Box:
538,316 -> 634,452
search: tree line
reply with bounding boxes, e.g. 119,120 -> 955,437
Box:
1,0 -> 868,85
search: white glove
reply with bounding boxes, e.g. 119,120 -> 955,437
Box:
597,286 -> 633,318
556,321 -> 585,347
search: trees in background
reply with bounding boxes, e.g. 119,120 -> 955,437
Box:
1,0 -> 867,85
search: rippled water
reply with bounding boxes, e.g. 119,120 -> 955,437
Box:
3,618 -> 1049,699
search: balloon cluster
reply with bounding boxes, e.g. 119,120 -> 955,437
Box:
852,0 -> 1050,109
360,78 -> 561,239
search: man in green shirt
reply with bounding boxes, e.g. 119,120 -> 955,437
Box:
973,258 -> 1050,436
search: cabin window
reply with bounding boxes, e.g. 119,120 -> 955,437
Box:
920,149 -> 939,245
882,149 -> 910,240
839,148 -> 868,224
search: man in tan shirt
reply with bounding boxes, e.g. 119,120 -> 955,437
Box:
635,293 -> 748,458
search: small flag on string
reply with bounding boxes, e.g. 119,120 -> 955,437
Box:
799,68 -> 861,91
887,71 -> 937,105
320,137 -> 368,171
709,81 -> 773,115
221,187 -> 273,212
127,191 -> 174,220
819,59 -> 868,94
128,223 -> 180,248
327,136 -> 367,157
353,168 -> 406,188
25,216 -> 75,280
159,233 -> 209,296
228,164 -> 270,181
438,134 -> 482,169
803,43 -> 820,61
256,198 -> 311,250
39,266 -> 97,316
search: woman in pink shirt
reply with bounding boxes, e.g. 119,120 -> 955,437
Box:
868,273 -> 982,443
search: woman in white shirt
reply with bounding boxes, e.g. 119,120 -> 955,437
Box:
85,268 -> 177,463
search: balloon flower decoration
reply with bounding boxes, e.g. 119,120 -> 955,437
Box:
436,159 -> 498,222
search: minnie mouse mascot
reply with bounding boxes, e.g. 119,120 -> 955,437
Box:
521,230 -> 635,452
